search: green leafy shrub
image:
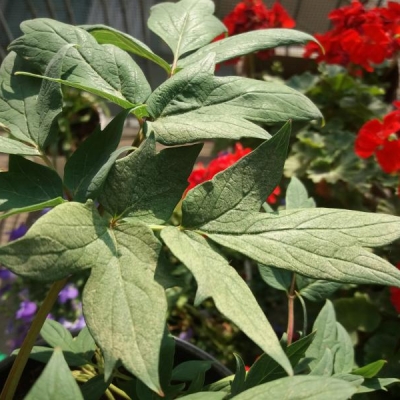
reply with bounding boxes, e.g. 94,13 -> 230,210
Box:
0,0 -> 400,398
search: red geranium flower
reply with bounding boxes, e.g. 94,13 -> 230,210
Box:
217,0 -> 295,63
186,143 -> 280,205
304,0 -> 398,73
355,106 -> 400,173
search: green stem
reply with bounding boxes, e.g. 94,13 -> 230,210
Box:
105,389 -> 116,400
286,274 -> 296,346
132,127 -> 145,149
109,383 -> 132,400
295,291 -> 308,337
0,278 -> 68,400
148,224 -> 166,232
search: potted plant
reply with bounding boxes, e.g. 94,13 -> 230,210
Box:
1,0 -> 400,398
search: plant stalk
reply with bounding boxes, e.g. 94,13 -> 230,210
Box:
286,274 -> 297,346
0,278 -> 68,400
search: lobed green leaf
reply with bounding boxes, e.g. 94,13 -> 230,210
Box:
146,54 -> 321,145
83,221 -> 167,394
10,19 -> 151,106
161,227 -> 292,376
178,29 -> 320,68
202,209 -> 400,287
82,24 -> 171,73
0,155 -> 62,211
182,122 -> 290,228
230,375 -> 357,400
0,197 -> 65,222
0,136 -> 40,156
64,108 -> 133,202
99,134 -> 202,224
148,0 -> 226,60
35,45 -> 68,149
0,202 -> 108,281
0,52 -> 40,146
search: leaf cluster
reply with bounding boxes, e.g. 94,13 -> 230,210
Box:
0,0 -> 399,398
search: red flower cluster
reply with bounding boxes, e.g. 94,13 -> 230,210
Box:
390,263 -> 400,313
217,0 -> 295,61
186,143 -> 281,204
304,1 -> 400,73
355,102 -> 400,174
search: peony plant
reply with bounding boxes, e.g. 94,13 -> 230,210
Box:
1,0 -> 400,398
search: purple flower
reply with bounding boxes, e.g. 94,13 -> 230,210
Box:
8,224 -> 28,241
58,284 -> 79,304
0,267 -> 15,281
15,300 -> 37,321
40,207 -> 52,216
178,328 -> 193,341
58,315 -> 86,331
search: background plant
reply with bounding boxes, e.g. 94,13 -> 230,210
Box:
0,1 -> 400,399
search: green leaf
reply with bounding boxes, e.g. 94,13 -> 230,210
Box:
333,323 -> 354,374
0,136 -> 40,156
64,108 -> 133,202
182,122 -> 290,228
172,361 -> 213,382
231,354 -> 247,396
358,377 -> 400,393
148,0 -> 225,60
334,293 -> 381,332
257,264 -> 292,292
25,348 -> 84,400
178,393 -> 226,400
72,326 -> 96,357
0,201 -> 167,393
15,345 -> 88,367
203,209 -> 400,287
306,301 -> 338,370
80,375 -> 110,400
0,156 -> 63,211
285,177 -> 315,210
83,221 -> 167,394
99,134 -> 202,224
184,371 -> 207,396
244,332 -> 316,389
332,373 -> 363,388
352,360 -> 387,379
82,24 -> 171,73
161,227 -> 292,376
35,45 -> 69,149
17,71 -> 141,111
10,19 -> 151,106
135,333 -> 177,400
40,319 -> 75,350
309,348 -> 334,376
146,55 -> 321,145
0,202 -> 107,280
231,376 -> 357,400
0,52 -> 40,146
297,276 -> 342,302
178,29 -> 319,68
0,197 -> 65,222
